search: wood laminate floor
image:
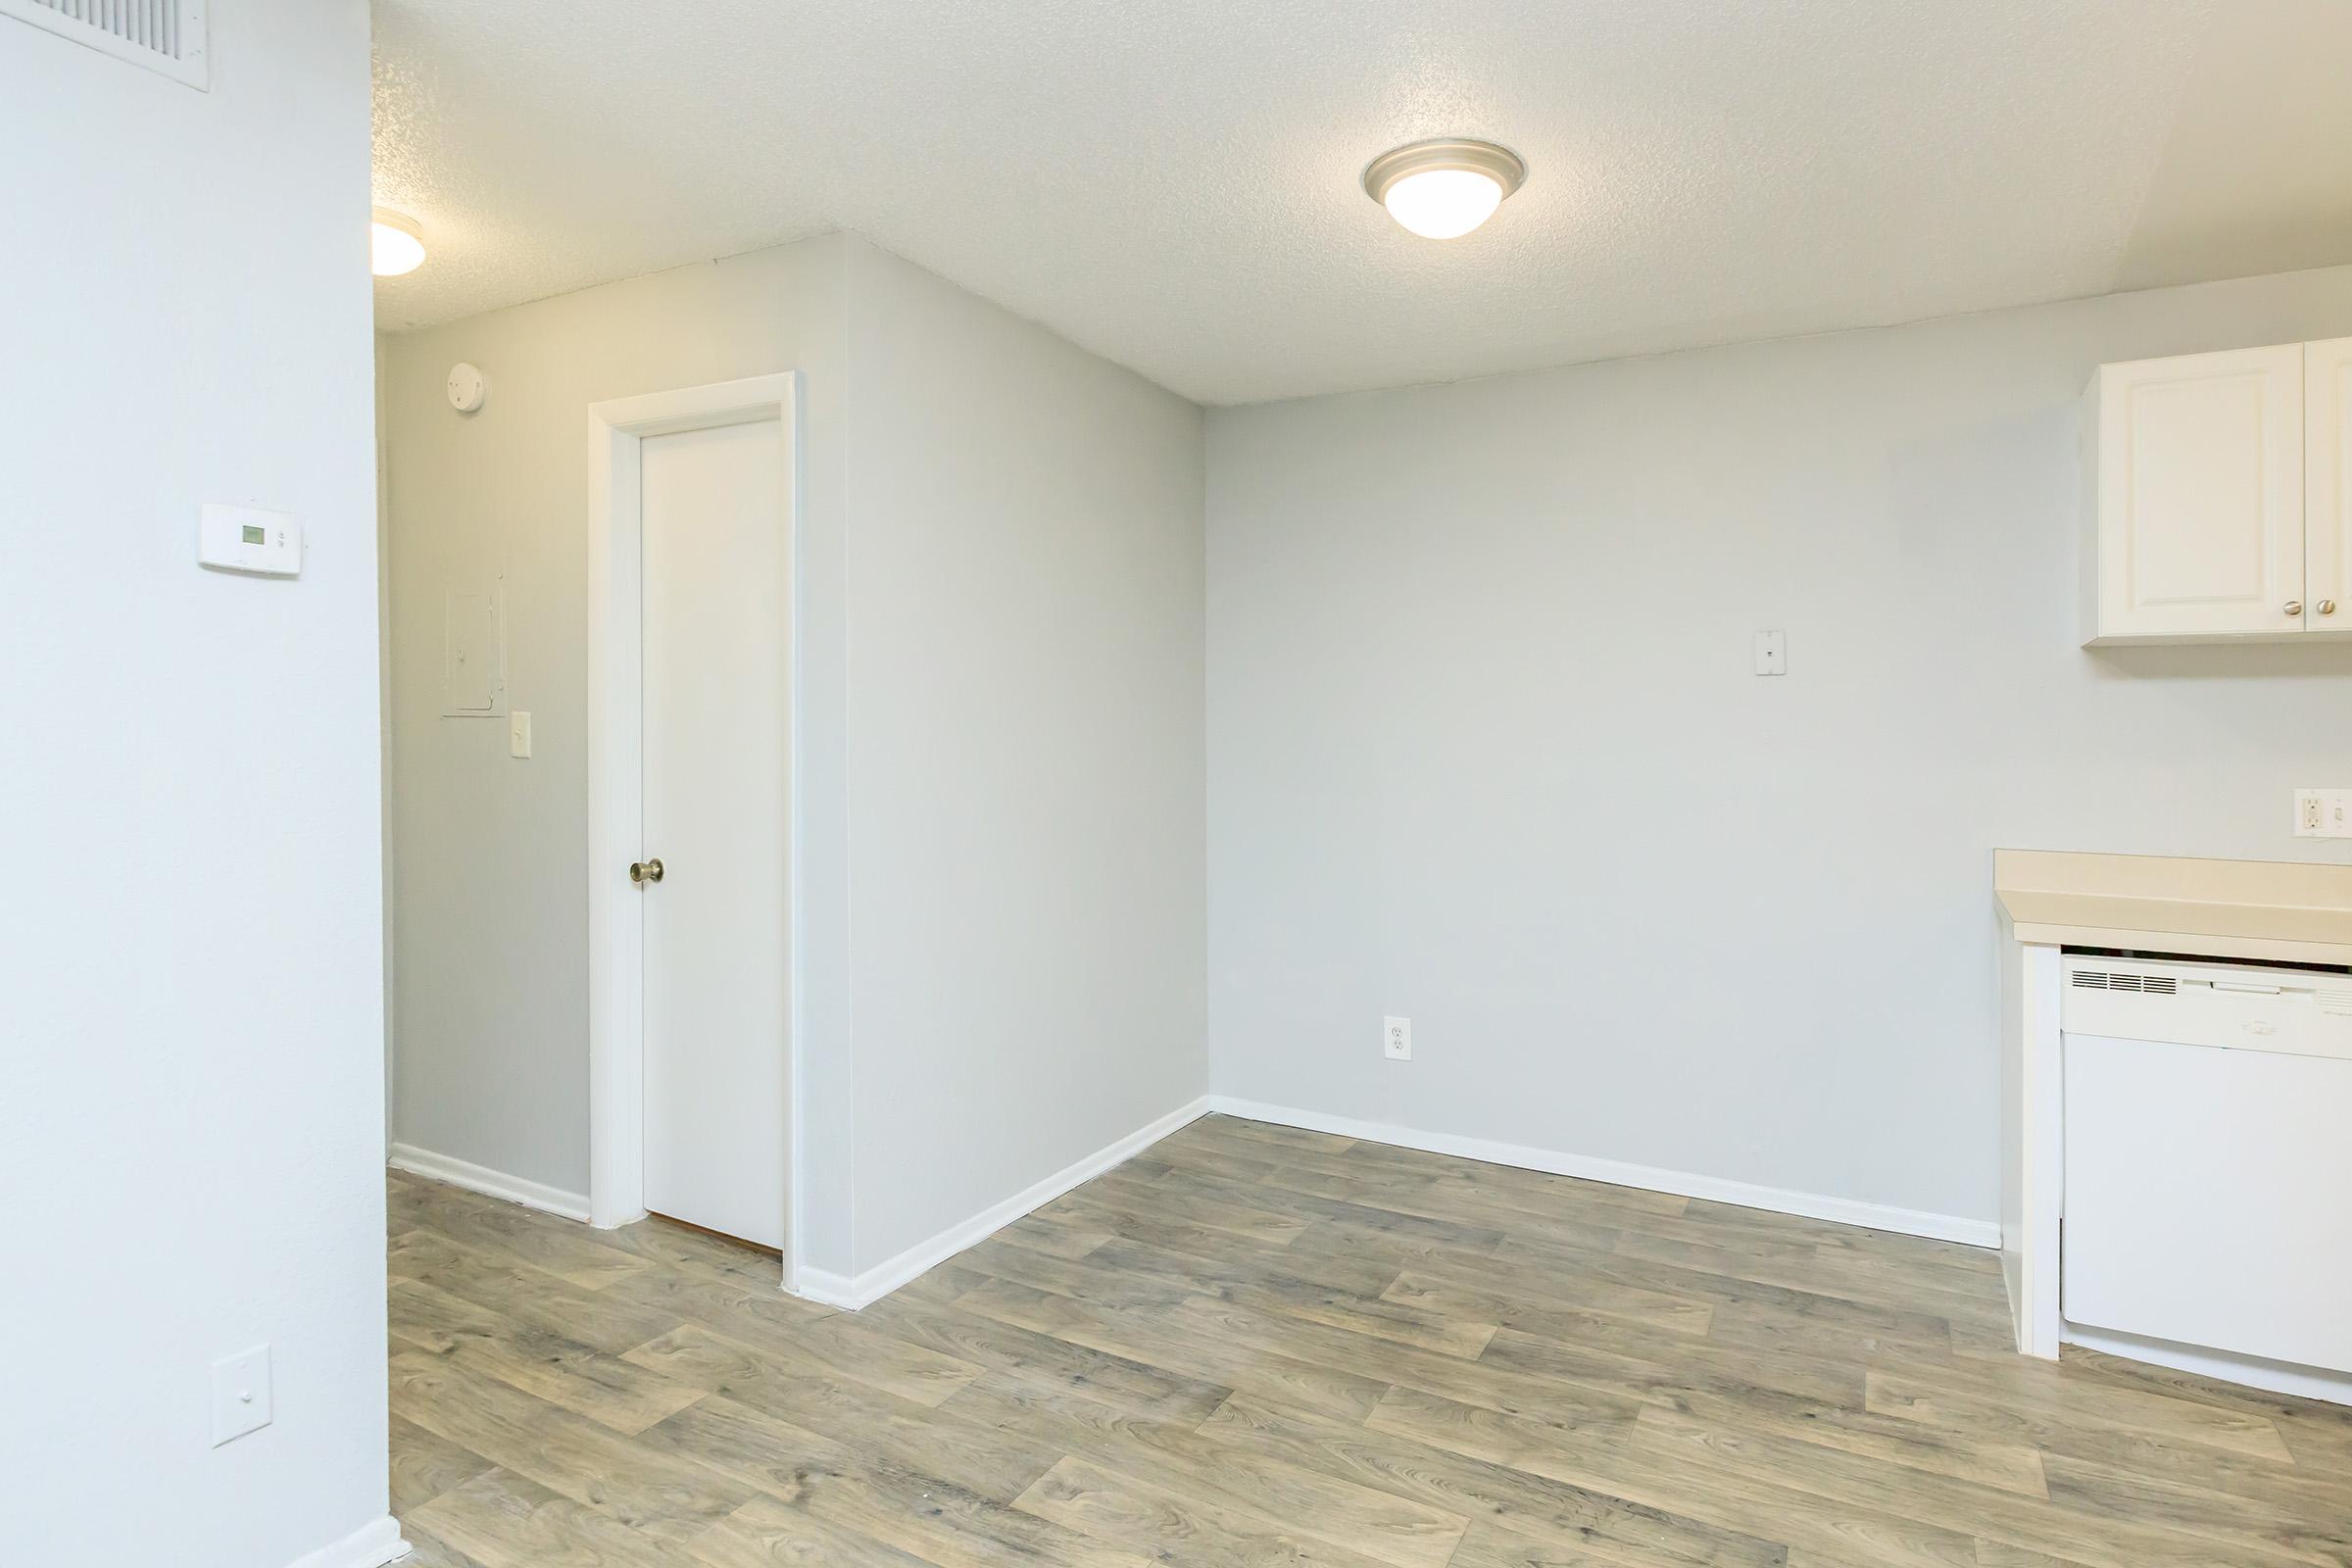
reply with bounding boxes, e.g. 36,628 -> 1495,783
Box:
389,1114 -> 2352,1567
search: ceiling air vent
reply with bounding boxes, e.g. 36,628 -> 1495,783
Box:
1,0 -> 207,89
2071,970 -> 2179,996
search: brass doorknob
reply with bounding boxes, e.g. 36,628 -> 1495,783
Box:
629,858 -> 665,885
2285,600 -> 2304,616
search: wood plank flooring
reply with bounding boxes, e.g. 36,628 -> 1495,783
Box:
389,1114 -> 2352,1567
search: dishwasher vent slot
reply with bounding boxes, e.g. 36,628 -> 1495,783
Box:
2071,970 -> 2179,995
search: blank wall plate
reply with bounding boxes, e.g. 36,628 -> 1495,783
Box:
441,582 -> 506,716
509,710 -> 532,759
1753,630 -> 1788,675
210,1344 -> 271,1446
1383,1015 -> 1412,1061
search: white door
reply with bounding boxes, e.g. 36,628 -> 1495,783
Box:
639,418 -> 790,1250
2306,336 -> 2352,635
2091,343 -> 2304,640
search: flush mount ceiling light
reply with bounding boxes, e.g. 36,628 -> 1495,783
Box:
370,207 -> 427,276
1362,138 -> 1527,239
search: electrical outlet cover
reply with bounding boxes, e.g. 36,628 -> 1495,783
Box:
1383,1015 -> 1412,1060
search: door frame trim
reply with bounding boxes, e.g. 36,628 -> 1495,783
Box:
586,372 -> 802,1292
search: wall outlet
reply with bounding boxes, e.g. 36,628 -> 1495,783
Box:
2293,788 -> 2352,839
1383,1015 -> 1412,1061
210,1345 -> 272,1446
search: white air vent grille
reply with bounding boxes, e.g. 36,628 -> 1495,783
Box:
1,0 -> 207,89
2071,969 -> 2179,996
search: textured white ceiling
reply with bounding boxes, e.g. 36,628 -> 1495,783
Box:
372,0 -> 2352,405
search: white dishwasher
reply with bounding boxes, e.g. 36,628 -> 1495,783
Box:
2061,954 -> 2352,1376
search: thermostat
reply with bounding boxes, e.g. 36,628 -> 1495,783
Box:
198,504 -> 302,577
447,363 -> 487,414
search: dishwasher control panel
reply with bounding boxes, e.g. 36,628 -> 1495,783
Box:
2061,956 -> 2352,1062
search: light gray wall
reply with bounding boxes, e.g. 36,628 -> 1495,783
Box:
382,235 -> 1206,1276
0,3 -> 391,1564
1206,265 -> 2352,1228
842,242 -> 1207,1272
381,237 -> 856,1262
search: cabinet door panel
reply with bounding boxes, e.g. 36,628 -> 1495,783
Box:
2306,336 -> 2352,633
2094,343 -> 2303,641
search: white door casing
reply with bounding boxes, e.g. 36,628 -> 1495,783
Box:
586,374 -> 800,1286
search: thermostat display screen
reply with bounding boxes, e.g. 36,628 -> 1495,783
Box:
242,525 -> 266,545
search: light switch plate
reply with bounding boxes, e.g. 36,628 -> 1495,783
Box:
1753,630 -> 1788,676
210,1345 -> 271,1446
198,504 -> 301,577
509,710 -> 532,759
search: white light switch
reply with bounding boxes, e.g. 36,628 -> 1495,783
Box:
198,505 -> 301,577
210,1345 -> 272,1446
1753,630 -> 1788,676
509,710 -> 532,759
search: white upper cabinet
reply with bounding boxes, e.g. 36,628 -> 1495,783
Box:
2305,336 -> 2352,635
2083,344 -> 2306,644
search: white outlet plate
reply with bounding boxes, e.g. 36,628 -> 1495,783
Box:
510,710 -> 532,759
1383,1015 -> 1412,1061
210,1345 -> 272,1446
2294,788 -> 2352,839
1753,630 -> 1787,676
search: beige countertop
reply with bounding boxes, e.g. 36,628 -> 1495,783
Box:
1994,849 -> 2352,966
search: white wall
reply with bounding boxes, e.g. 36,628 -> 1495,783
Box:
842,243 -> 1206,1272
1206,265 -> 2352,1229
0,4 -> 392,1566
381,235 -> 1205,1278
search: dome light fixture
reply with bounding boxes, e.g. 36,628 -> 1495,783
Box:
1362,138 -> 1526,239
370,207 -> 427,276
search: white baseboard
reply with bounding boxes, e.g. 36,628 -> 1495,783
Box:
791,1264 -> 861,1306
2063,1325 -> 2352,1407
388,1142 -> 591,1223
794,1096 -> 1212,1309
282,1515 -> 410,1568
1205,1097 -> 2001,1250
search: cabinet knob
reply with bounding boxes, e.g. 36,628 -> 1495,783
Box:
2322,600 -> 2339,616
2284,600 -> 2304,616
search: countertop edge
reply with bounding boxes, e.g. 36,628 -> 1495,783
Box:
1992,850 -> 2352,964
